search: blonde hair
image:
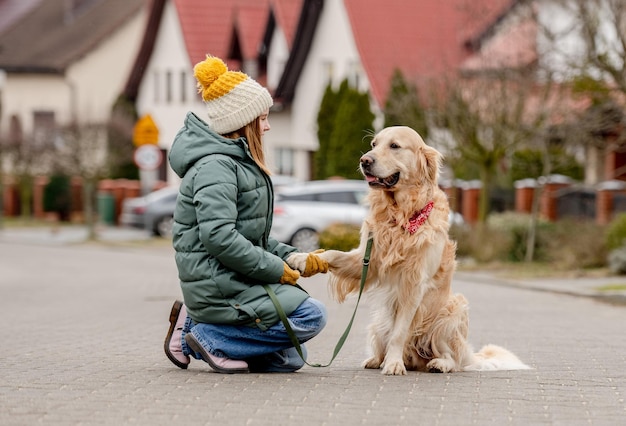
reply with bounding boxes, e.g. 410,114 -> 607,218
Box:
223,116 -> 271,176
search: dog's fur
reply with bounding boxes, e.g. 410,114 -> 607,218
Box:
297,126 -> 530,375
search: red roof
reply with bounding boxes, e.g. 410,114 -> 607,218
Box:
272,0 -> 303,49
174,0 -> 301,67
343,0 -> 513,104
174,0 -> 236,65
234,1 -> 269,59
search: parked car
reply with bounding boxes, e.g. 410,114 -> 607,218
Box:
120,175 -> 300,238
270,174 -> 301,189
270,179 -> 466,251
271,180 -> 369,252
120,185 -> 179,237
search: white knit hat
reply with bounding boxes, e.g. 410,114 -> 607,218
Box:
194,56 -> 273,134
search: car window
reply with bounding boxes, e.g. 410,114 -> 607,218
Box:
317,191 -> 357,204
146,188 -> 178,203
281,193 -> 316,202
279,189 -> 368,205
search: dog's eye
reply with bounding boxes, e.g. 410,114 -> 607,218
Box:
371,142 -> 377,148
390,143 -> 400,149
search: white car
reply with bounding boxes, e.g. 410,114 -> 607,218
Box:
270,180 -> 369,252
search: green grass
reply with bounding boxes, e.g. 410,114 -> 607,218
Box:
457,259 -> 612,279
594,284 -> 626,292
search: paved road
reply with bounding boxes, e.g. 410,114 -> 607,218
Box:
1,233 -> 625,425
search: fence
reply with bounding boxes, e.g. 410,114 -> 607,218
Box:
443,175 -> 626,225
3,174 -> 626,226
1,177 -> 166,224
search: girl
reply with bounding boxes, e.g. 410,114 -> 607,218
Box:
163,56 -> 328,373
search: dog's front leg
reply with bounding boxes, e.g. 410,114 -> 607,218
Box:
381,290 -> 422,376
381,318 -> 417,375
362,321 -> 387,369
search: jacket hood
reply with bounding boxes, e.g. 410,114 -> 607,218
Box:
169,112 -> 249,178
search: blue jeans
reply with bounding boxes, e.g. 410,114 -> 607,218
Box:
181,297 -> 327,373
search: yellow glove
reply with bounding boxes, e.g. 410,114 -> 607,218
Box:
279,262 -> 301,285
301,249 -> 329,277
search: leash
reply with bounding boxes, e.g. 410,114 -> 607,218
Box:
263,235 -> 373,368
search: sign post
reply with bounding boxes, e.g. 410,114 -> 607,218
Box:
133,115 -> 161,195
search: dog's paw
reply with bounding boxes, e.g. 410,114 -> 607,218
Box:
362,356 -> 382,369
426,358 -> 455,374
316,250 -> 343,268
381,360 -> 407,376
285,252 -> 308,274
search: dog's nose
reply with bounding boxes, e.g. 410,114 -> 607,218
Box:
360,155 -> 374,168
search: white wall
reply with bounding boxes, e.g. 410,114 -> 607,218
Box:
135,0 -> 204,183
266,24 -> 289,92
66,9 -> 147,124
2,74 -> 70,132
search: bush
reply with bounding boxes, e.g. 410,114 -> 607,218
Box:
486,212 -> 554,262
453,222 -> 513,263
455,213 -> 608,270
319,213 -> 609,272
543,218 -> 607,269
43,174 -> 72,221
606,213 -> 626,250
319,223 -> 361,251
608,246 -> 626,274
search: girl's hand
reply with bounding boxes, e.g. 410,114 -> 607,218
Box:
279,263 -> 301,285
286,250 -> 329,277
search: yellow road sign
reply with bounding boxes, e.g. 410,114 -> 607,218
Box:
133,114 -> 159,146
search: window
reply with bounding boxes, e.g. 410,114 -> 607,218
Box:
348,61 -> 361,89
281,191 -> 360,204
180,71 -> 187,103
282,193 -> 315,202
274,147 -> 294,175
318,191 -> 358,204
165,70 -> 172,103
153,71 -> 160,103
32,110 -> 55,148
321,61 -> 334,86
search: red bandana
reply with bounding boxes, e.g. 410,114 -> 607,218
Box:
403,201 -> 434,235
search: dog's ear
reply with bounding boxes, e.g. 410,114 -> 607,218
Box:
421,145 -> 442,183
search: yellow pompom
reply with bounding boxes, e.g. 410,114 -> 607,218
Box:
193,56 -> 228,100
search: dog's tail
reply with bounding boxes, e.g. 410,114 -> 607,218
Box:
463,344 -> 531,371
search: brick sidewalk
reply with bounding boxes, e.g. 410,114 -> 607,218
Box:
1,239 -> 625,425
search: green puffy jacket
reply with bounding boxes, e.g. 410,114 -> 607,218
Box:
169,112 -> 308,330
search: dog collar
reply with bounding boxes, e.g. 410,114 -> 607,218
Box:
404,201 -> 434,235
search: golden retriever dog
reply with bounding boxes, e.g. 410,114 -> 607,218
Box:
310,126 -> 529,375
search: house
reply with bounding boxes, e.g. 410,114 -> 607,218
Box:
0,0 -> 150,217
0,0 -> 147,139
127,0 -> 304,182
130,0 -> 512,183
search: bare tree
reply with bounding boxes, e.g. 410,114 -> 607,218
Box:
55,121 -> 110,240
431,69 -> 545,223
539,0 -> 626,180
3,114 -> 56,219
